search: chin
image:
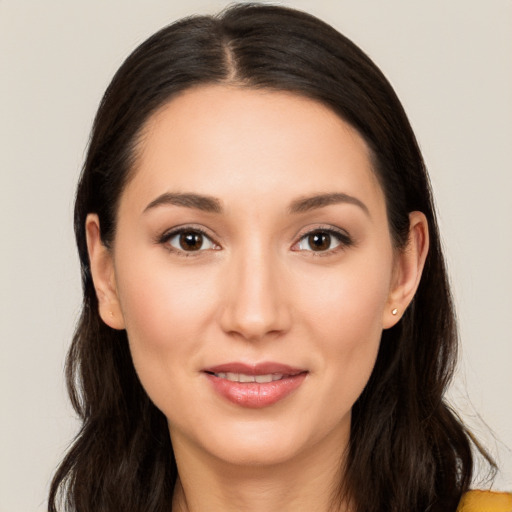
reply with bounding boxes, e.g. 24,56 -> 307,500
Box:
208,432 -> 311,468
171,408 -> 350,470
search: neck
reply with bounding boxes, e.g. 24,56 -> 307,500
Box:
170,427 -> 351,512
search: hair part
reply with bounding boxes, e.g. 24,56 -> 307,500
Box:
49,4 -> 494,511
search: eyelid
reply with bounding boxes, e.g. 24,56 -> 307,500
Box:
156,225 -> 221,255
291,225 -> 354,254
155,223 -> 353,256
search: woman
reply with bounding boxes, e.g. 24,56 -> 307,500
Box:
48,4 -> 509,511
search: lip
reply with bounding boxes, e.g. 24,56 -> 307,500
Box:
204,362 -> 305,375
203,362 -> 308,408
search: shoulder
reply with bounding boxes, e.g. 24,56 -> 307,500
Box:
457,490 -> 512,512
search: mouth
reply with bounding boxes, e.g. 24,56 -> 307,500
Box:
202,362 -> 308,408
206,372 -> 289,383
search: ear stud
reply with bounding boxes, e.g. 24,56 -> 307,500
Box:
392,308 -> 398,316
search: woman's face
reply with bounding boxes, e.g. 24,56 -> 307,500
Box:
90,85 -> 407,467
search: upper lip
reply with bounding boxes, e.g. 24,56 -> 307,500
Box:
203,362 -> 307,376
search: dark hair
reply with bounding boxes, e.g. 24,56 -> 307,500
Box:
49,4 -> 494,511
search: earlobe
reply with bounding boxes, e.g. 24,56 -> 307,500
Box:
383,211 -> 429,329
85,214 -> 125,330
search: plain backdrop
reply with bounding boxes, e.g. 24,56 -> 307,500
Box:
1,1 -> 511,510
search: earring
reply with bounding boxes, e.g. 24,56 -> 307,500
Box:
392,308 -> 398,316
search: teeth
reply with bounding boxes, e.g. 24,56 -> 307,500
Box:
255,374 -> 272,383
214,372 -> 285,383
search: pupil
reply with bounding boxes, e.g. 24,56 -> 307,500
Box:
309,232 -> 330,251
180,232 -> 203,251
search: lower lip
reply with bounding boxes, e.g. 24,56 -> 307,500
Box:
205,373 -> 307,408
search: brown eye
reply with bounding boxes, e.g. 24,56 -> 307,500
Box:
164,229 -> 217,253
294,229 -> 351,253
308,232 -> 331,251
179,231 -> 204,251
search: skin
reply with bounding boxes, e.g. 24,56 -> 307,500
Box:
86,85 -> 428,512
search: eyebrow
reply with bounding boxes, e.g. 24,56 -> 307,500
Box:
143,191 -> 369,216
144,192 -> 222,214
288,193 -> 370,216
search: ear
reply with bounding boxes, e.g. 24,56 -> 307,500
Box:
382,211 -> 429,329
85,214 -> 125,330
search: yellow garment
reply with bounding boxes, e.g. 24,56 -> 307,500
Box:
457,490 -> 512,512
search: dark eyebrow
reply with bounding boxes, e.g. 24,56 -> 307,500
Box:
288,193 -> 370,216
143,192 -> 223,214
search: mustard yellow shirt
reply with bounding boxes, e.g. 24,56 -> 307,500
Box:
457,490 -> 512,511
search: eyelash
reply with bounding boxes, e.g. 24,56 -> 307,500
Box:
157,226 -> 219,257
157,225 -> 354,257
292,226 -> 354,256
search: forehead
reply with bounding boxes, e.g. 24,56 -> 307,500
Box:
124,85 -> 385,216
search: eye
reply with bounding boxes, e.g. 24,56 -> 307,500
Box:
293,228 -> 352,253
161,228 -> 218,254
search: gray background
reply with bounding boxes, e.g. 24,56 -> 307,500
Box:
1,1 -> 511,510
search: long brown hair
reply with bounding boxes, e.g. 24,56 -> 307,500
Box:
49,4 -> 494,511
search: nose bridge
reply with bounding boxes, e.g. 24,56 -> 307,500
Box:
219,239 -> 290,340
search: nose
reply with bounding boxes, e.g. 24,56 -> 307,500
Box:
218,246 -> 292,342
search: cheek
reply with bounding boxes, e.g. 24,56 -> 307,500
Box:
297,254 -> 390,342
114,255 -> 218,406
117,254 -> 216,344
294,253 -> 391,397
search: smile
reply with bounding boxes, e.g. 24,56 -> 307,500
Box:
211,372 -> 285,383
203,362 -> 308,408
